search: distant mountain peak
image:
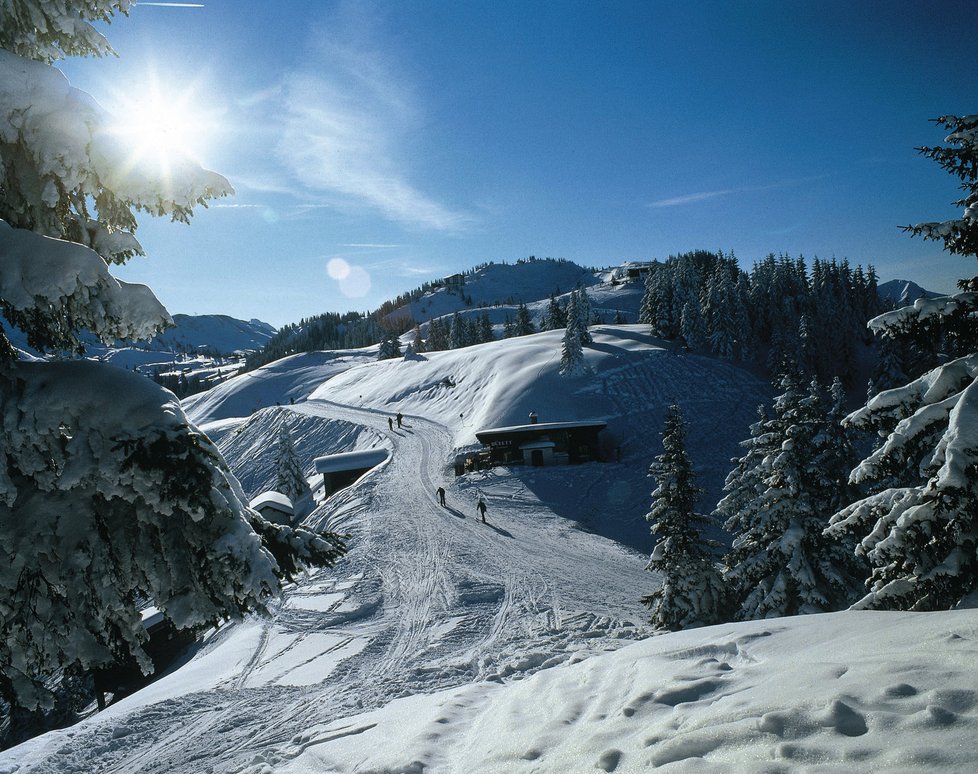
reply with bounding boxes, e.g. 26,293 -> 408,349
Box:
877,279 -> 941,305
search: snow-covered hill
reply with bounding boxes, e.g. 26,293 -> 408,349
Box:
190,325 -> 766,551
379,259 -> 645,334
397,259 -> 601,324
5,324 -> 976,773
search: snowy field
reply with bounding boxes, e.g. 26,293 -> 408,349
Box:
3,328 -> 977,773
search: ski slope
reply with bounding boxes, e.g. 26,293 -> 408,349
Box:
4,388 -> 652,772
4,328 -> 977,773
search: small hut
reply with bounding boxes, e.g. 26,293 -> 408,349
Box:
314,448 -> 390,496
248,491 -> 295,525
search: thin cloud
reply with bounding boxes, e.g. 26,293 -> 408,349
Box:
275,8 -> 470,232
650,189 -> 741,208
136,2 -> 205,6
650,174 -> 833,209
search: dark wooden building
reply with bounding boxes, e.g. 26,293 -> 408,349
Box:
314,448 -> 389,496
474,419 -> 607,467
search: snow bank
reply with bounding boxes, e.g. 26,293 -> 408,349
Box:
281,609 -> 978,773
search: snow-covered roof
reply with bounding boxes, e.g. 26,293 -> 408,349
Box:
314,449 -> 389,474
140,606 -> 165,631
248,490 -> 294,514
476,420 -> 607,440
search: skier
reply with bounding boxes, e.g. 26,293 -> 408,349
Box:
476,497 -> 487,523
388,417 -> 394,431
396,412 -> 403,428
436,486 -> 446,506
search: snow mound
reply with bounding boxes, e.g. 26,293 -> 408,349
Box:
277,609 -> 978,773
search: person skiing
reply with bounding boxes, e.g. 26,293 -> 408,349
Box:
388,417 -> 394,431
436,486 -> 446,506
396,412 -> 403,428
476,497 -> 487,523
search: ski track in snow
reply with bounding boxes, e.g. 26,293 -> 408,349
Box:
20,399 -> 649,773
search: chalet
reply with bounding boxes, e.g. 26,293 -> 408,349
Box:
314,448 -> 389,496
443,273 -> 465,287
248,490 -> 294,525
624,261 -> 657,281
473,414 -> 607,468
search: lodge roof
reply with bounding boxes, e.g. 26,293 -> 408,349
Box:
475,420 -> 607,441
249,490 -> 294,514
314,448 -> 389,474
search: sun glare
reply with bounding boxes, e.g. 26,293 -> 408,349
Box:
107,73 -> 217,172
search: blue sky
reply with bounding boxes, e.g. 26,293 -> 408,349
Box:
63,0 -> 978,327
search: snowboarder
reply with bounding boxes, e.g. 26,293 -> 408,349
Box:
396,412 -> 403,428
437,486 -> 446,506
388,417 -> 394,431
476,497 -> 487,523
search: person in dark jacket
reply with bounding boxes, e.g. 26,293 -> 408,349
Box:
388,417 -> 394,431
476,497 -> 487,523
396,412 -> 403,428
436,486 -> 446,506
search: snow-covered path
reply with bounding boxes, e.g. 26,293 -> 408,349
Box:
14,399 -> 650,772
291,399 -> 647,707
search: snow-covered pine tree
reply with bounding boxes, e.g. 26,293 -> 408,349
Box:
377,331 -> 401,360
826,116 -> 978,610
477,311 -> 494,343
703,261 -> 742,360
714,404 -> 776,531
642,403 -> 726,630
0,5 -> 345,714
565,289 -> 589,347
680,300 -> 707,351
502,315 -> 515,338
410,323 -> 425,354
558,319 -> 588,376
720,374 -> 863,619
817,377 -> 859,501
670,256 -> 701,339
639,263 -> 672,336
448,311 -> 465,349
869,335 -> 909,396
575,284 -> 593,344
275,421 -> 311,507
426,317 -> 448,351
541,293 -> 567,331
514,302 -> 534,336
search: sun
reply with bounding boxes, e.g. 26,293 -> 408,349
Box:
106,72 -> 217,172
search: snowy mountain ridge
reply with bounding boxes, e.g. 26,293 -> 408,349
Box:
3,312 -> 275,360
138,313 -> 276,355
876,278 -> 942,305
